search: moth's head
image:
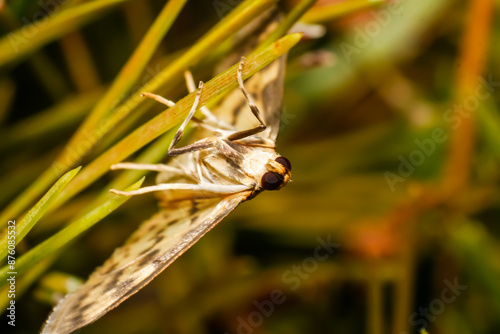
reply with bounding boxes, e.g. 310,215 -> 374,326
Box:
260,156 -> 292,191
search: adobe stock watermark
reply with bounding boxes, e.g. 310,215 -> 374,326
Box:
385,74 -> 500,191
225,235 -> 340,334
338,0 -> 404,64
8,0 -> 70,53
213,0 -> 243,19
399,277 -> 467,333
6,220 -> 17,327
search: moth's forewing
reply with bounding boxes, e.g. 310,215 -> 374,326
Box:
41,193 -> 248,334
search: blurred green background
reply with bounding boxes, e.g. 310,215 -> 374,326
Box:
1,0 -> 499,333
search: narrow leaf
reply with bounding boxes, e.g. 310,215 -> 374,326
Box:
302,0 -> 385,23
0,177 -> 145,284
0,0 -> 131,68
0,166 -> 81,260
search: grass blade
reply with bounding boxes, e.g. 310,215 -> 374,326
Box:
301,0 -> 385,23
256,0 -> 317,51
54,33 -> 302,209
64,0 -> 188,161
0,0 -> 131,68
0,0 -> 277,228
0,88 -> 103,150
0,177 -> 145,285
0,166 -> 81,260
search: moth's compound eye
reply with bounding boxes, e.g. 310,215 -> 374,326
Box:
261,172 -> 284,191
275,156 -> 291,171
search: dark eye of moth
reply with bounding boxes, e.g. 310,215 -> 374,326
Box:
261,172 -> 284,191
275,156 -> 291,171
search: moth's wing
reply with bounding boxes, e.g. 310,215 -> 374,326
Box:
41,192 -> 249,334
213,8 -> 286,143
251,55 -> 287,141
214,55 -> 287,142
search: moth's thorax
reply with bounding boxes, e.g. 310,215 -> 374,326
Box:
193,143 -> 291,192
240,147 -> 279,179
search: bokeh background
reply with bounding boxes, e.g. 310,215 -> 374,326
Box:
1,0 -> 499,333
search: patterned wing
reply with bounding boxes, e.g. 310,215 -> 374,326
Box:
213,8 -> 287,142
215,56 -> 286,142
41,192 -> 249,334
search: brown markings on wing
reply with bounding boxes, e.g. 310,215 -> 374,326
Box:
41,193 -> 249,334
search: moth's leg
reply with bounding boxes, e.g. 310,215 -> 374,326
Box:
169,60 -> 273,156
168,139 -> 216,156
168,81 -> 206,156
185,71 -> 215,121
141,92 -> 175,107
167,82 -> 240,156
110,183 -> 249,196
184,71 -> 234,130
138,77 -> 228,155
111,163 -> 181,173
226,57 -> 267,142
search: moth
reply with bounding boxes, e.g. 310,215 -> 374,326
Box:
42,32 -> 291,334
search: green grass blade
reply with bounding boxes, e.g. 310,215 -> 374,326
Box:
0,88 -> 103,150
0,0 -> 131,68
0,177 -> 145,285
55,33 -> 302,209
0,0 -> 277,229
256,0 -> 318,51
0,166 -> 81,260
64,0 -> 188,167
301,0 -> 385,23
55,0 -> 278,176
0,3 -> 71,100
91,130 -> 177,209
0,149 -> 59,208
